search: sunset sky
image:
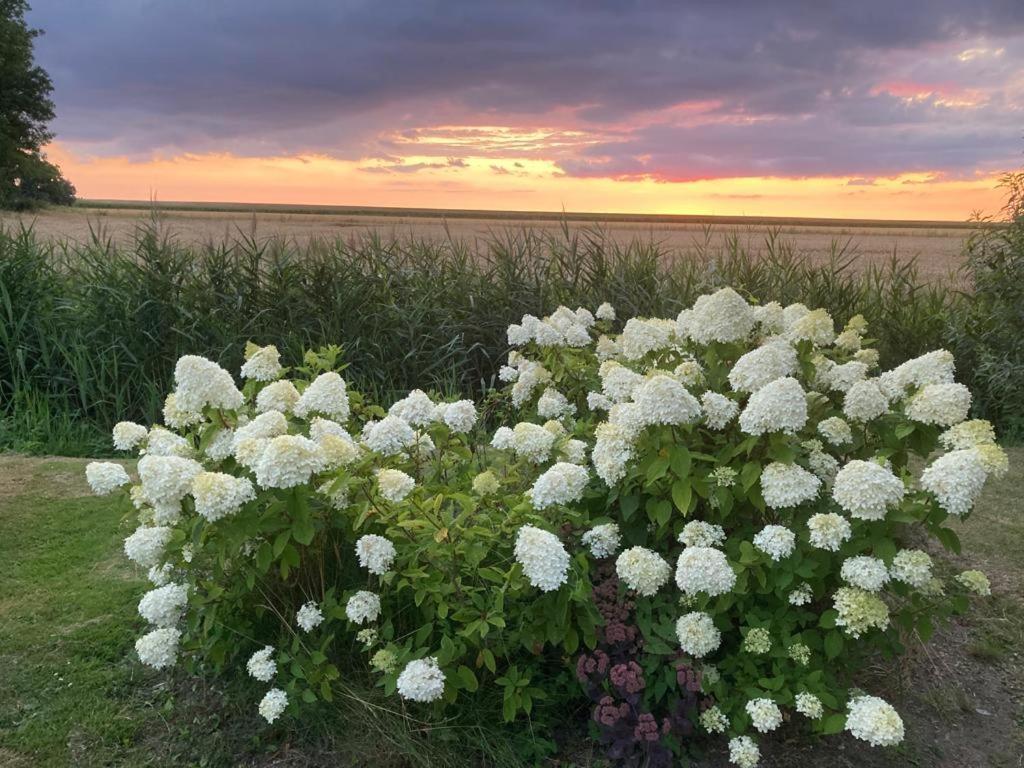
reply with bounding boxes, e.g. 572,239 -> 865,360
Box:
29,1 -> 1024,220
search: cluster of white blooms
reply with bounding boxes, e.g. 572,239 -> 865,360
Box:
259,688 -> 288,723
807,512 -> 852,551
355,535 -> 397,575
795,692 -> 824,719
729,340 -> 798,393
686,287 -> 756,344
135,627 -> 181,669
510,360 -> 552,408
247,646 -> 277,682
147,426 -> 193,457
345,591 -> 381,625
920,449 -> 988,516
833,587 -> 889,638
560,438 -> 588,465
598,361 -> 645,403
514,526 -> 570,592
742,627 -> 772,654
173,355 -> 244,413
138,583 -> 188,627
832,460 -> 905,520
529,462 -> 590,510
256,380 -> 300,414
701,391 -> 739,429
294,372 -> 349,421
138,454 -> 204,523
746,698 -> 783,732
843,379 -> 889,421
124,525 -> 172,568
376,468 -> 416,503
787,307 -> 835,346
890,549 -> 933,589
296,601 -> 324,632
191,472 -> 255,521
254,435 -> 326,489
595,302 -> 615,321
439,399 -> 478,432
536,388 -> 575,419
591,423 -> 634,486
86,461 -> 131,495
728,735 -> 760,768
700,706 -> 729,734
632,374 -> 702,426
396,657 -> 446,703
389,389 -> 436,426
620,317 -> 675,360
753,525 -> 796,561
821,360 -> 869,393
240,344 -> 283,381
507,421 -> 556,463
760,462 -> 821,508
878,349 -> 954,399
675,611 -> 720,657
841,556 -> 890,592
113,421 -> 149,451
581,523 -> 621,558
845,696 -> 904,747
905,382 -> 971,426
817,415 -> 853,446
616,547 -> 672,596
162,392 -> 201,430
471,470 -> 500,496
956,569 -> 991,595
739,377 -> 808,435
789,583 -> 813,606
675,547 -> 736,597
362,415 -> 415,456
679,520 -> 726,548
940,419 -> 996,451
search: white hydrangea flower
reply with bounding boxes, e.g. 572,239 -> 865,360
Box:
818,416 -> 853,446
616,546 -> 672,596
728,735 -> 760,768
832,460 -> 905,520
607,401 -> 645,439
355,535 -> 397,575
162,392 -> 202,430
890,549 -> 933,589
834,587 -> 890,637
204,428 -> 235,461
254,435 -> 326,489
514,525 -> 570,592
581,523 -> 621,558
510,422 -> 557,463
806,446 -> 839,483
232,410 -> 288,447
760,462 -> 821,508
701,392 -> 739,430
939,419 -> 996,451
124,525 -> 172,568
345,590 -> 381,625
138,583 -> 188,627
259,688 -> 288,723
86,461 -> 130,495
843,379 -> 889,422
679,520 -> 726,548
789,583 -> 814,606
752,301 -> 785,333
823,361 -> 869,392
845,695 -> 904,747
363,415 -> 417,456
529,462 -> 589,510
240,344 -> 283,381
878,349 -> 955,400
491,426 -> 515,450
620,317 -> 674,359
294,372 -> 349,421
507,322 -> 532,346
138,455 -> 204,510
786,307 -> 835,345
595,302 -> 615,321
586,391 -> 613,412
595,335 -> 621,360
675,612 -> 720,658
296,601 -> 324,632
256,380 -> 300,414
728,340 -> 798,393
441,399 -> 477,432
599,361 -> 646,403
498,364 -> 519,383
633,374 -> 701,426
511,360 -> 552,408
135,627 -> 181,669
560,438 -> 588,465
841,556 -> 890,592
246,646 -> 277,682
389,389 -> 436,426
795,692 -> 824,719
592,423 -> 635,486
396,657 -> 446,703
148,563 -> 173,586
739,377 -> 808,435
673,359 -> 705,388
317,431 -> 361,469
905,382 -> 971,427
700,706 -> 730,734
675,547 -> 736,597
920,448 -> 988,516
145,426 -> 193,457
753,525 -> 796,561
173,355 -> 244,413
376,468 -> 415,503
191,472 -> 255,522
113,421 -> 148,451
536,388 -> 575,419
533,320 -> 565,347
956,569 -> 991,595
687,287 -> 756,344
807,513 -> 852,551
746,698 -> 783,733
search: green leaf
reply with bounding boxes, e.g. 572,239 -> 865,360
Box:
822,713 -> 846,734
824,631 -> 843,659
292,513 -> 315,546
935,527 -> 962,555
671,479 -> 692,515
670,446 -> 692,479
457,665 -> 479,692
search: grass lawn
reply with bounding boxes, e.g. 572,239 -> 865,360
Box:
0,452 -> 1022,767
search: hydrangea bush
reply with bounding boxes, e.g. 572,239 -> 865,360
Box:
88,289 -> 1007,766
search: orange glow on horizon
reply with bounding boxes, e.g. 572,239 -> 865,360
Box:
47,143 -> 1006,222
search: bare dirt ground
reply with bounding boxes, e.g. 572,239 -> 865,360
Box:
0,204 -> 977,281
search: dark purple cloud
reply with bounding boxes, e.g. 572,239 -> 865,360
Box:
28,0 -> 1024,179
